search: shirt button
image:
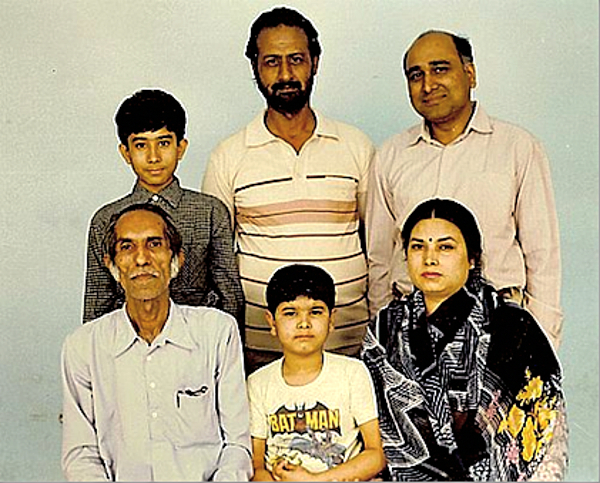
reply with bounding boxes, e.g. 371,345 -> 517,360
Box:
151,195 -> 159,202
147,355 -> 152,362
152,412 -> 158,419
149,382 -> 156,389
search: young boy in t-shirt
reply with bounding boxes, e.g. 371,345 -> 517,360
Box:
247,264 -> 385,481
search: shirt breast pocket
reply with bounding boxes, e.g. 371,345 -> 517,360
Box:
173,384 -> 220,447
309,175 -> 358,201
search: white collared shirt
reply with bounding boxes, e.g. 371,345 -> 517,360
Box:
61,302 -> 251,481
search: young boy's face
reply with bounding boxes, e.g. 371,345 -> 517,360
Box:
119,127 -> 188,194
266,295 -> 334,357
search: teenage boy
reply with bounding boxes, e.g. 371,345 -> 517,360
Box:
83,89 -> 244,336
247,264 -> 385,482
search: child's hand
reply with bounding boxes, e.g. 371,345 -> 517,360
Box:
271,460 -> 317,482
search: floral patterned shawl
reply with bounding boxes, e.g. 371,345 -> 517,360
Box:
361,283 -> 567,481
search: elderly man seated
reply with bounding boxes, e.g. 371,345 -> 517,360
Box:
61,203 -> 251,481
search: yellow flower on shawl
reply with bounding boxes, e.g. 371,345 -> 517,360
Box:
516,376 -> 543,404
535,398 -> 557,431
498,404 -> 526,438
521,417 -> 538,462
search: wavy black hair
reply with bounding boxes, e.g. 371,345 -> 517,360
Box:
114,89 -> 186,145
245,7 -> 322,64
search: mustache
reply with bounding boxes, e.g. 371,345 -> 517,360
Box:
129,270 -> 160,279
272,81 -> 302,94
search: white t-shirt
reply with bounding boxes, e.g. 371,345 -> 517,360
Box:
247,352 -> 378,473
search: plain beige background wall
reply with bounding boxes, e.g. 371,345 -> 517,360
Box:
1,1 -> 597,480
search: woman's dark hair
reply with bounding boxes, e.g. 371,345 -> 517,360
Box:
245,7 -> 322,63
266,264 -> 335,315
103,203 -> 182,263
114,89 -> 186,145
401,198 -> 483,268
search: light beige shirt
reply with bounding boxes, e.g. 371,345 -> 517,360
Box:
61,302 -> 251,481
202,111 -> 374,354
367,105 -> 562,348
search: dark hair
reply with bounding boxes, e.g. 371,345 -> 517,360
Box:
401,198 -> 483,268
245,7 -> 322,63
266,264 -> 335,315
403,30 -> 474,74
114,89 -> 186,146
103,203 -> 183,263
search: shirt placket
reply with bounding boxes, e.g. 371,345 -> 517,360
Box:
144,344 -> 162,472
288,141 -> 308,198
435,142 -> 459,197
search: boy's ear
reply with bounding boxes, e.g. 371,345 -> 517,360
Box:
118,143 -> 132,165
265,310 -> 277,337
328,308 -> 336,332
176,138 -> 189,162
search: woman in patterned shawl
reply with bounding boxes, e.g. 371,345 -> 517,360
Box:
362,198 -> 567,481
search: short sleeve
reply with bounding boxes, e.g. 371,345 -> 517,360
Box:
349,360 -> 378,426
247,373 -> 268,439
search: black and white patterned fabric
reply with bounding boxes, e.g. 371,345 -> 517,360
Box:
362,280 -> 566,481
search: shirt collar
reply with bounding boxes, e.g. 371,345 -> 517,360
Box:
129,176 -> 184,209
114,301 -> 196,357
245,109 -> 340,147
409,102 -> 493,146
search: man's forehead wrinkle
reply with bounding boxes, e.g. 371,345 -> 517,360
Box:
257,27 -> 310,54
115,214 -> 169,242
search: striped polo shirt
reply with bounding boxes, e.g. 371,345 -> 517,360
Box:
203,111 -> 374,354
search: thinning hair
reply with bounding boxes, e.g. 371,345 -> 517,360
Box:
403,30 -> 474,74
102,203 -> 182,263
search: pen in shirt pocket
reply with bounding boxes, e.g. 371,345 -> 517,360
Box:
176,385 -> 209,408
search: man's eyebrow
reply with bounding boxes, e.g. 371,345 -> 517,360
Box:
263,51 -> 305,59
429,60 -> 451,67
147,236 -> 166,243
116,235 -> 166,244
406,66 -> 423,75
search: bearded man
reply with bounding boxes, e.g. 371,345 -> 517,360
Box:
202,7 -> 374,374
